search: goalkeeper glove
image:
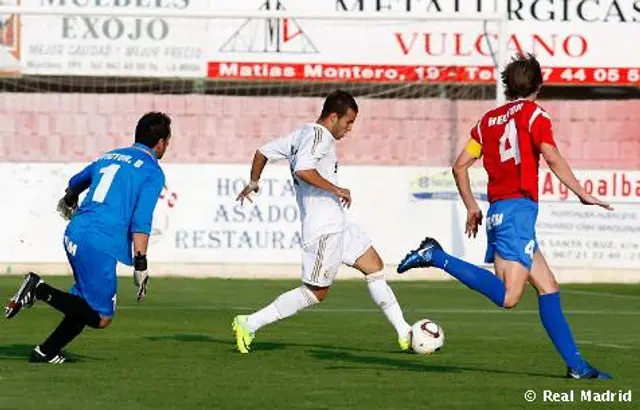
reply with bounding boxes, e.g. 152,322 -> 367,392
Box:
133,253 -> 149,303
56,188 -> 79,221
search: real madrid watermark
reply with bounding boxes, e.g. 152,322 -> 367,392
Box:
524,389 -> 633,403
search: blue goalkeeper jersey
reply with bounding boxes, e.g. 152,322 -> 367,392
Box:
65,143 -> 165,266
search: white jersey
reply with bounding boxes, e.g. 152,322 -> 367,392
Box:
259,123 -> 345,244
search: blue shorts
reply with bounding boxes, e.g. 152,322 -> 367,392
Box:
63,233 -> 118,318
484,198 -> 539,271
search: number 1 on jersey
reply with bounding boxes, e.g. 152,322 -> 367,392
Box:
93,164 -> 121,203
499,119 -> 521,164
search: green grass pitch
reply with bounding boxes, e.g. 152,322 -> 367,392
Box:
0,277 -> 638,410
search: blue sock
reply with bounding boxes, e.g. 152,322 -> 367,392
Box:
430,248 -> 506,307
538,292 -> 587,371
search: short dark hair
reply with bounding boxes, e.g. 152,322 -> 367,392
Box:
320,90 -> 358,119
501,53 -> 543,100
135,112 -> 172,148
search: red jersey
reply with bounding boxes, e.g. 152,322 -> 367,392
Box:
468,99 -> 556,203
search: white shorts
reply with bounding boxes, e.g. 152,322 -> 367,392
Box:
301,223 -> 373,287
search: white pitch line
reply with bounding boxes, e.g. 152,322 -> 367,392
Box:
578,341 -> 638,350
562,289 -> 640,300
62,305 -> 640,316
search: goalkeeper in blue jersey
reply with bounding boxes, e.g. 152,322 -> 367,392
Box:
5,112 -> 171,363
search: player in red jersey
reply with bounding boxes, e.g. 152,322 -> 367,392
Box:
398,54 -> 613,379
468,96 -> 554,203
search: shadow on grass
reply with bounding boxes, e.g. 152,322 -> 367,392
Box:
146,334 -> 217,343
144,333 -> 559,379
0,344 -> 34,360
308,349 -> 562,379
145,333 -> 392,354
0,344 -> 102,363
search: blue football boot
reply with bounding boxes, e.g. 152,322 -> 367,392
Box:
397,238 -> 443,274
566,364 -> 613,380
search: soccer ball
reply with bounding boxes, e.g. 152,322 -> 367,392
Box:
410,319 -> 444,354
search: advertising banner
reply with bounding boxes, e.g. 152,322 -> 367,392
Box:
0,1 -> 637,84
1,163 -> 638,275
409,167 -> 640,268
17,0 -> 209,77
206,0 -> 640,85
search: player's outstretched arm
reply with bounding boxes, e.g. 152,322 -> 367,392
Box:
452,148 -> 480,212
236,150 -> 268,205
130,172 -> 165,302
453,146 -> 483,238
294,169 -> 351,208
57,163 -> 94,220
541,143 -> 613,211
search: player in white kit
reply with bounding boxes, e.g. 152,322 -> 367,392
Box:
232,90 -> 412,353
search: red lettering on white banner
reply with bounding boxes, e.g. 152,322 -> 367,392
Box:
208,62 -> 640,86
393,32 -> 590,59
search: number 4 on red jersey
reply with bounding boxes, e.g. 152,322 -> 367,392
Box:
465,100 -> 557,203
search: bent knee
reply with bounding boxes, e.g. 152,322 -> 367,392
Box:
502,293 -> 522,310
353,247 -> 384,274
304,284 -> 329,302
502,300 -> 519,309
366,254 -> 384,273
98,317 -> 113,329
313,290 -> 329,302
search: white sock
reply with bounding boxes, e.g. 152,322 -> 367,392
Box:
246,286 -> 319,333
366,271 -> 411,338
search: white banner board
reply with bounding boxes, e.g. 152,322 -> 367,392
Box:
409,167 -> 640,269
17,0 -> 209,77
2,1 -> 638,84
207,0 -> 640,85
1,163 -> 639,277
